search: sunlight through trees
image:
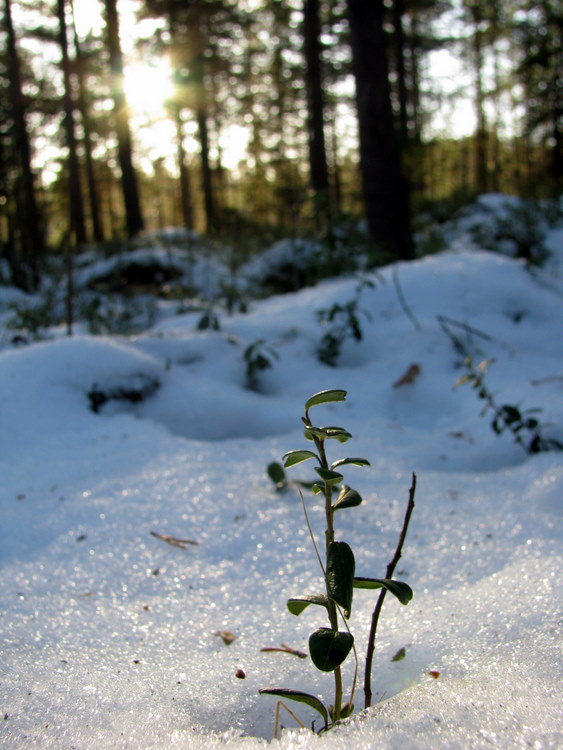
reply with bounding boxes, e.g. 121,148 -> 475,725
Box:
1,0 -> 560,286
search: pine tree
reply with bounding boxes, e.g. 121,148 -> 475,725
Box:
56,0 -> 87,244
303,0 -> 331,231
3,0 -> 45,288
104,0 -> 145,237
346,0 -> 414,261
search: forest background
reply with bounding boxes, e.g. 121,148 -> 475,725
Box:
1,0 -> 561,293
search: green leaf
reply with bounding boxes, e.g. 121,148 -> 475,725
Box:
304,425 -> 352,443
353,578 -> 413,605
297,479 -> 317,490
311,483 -> 323,494
267,462 -> 286,487
314,467 -> 344,485
259,688 -> 328,728
322,427 -> 353,442
391,646 -> 407,662
326,541 -> 355,617
305,390 -> 347,410
330,457 -> 371,470
282,450 -> 318,468
287,594 -> 329,616
500,405 -> 522,424
332,485 -> 363,511
309,628 -> 354,672
337,701 -> 354,720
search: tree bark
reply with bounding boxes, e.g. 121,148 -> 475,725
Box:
71,0 -> 105,242
186,5 -> 218,234
173,105 -> 194,230
303,0 -> 331,231
391,0 -> 409,145
467,0 -> 488,194
346,0 -> 414,261
105,0 -> 145,237
56,0 -> 87,245
4,0 -> 45,289
196,105 -> 217,232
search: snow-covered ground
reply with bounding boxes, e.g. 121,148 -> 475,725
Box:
1,197 -> 562,748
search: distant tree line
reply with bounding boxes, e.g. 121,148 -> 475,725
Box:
1,0 -> 561,289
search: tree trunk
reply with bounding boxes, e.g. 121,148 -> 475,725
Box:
173,105 -> 194,230
105,0 -> 145,238
346,0 -> 414,261
186,7 -> 218,234
303,0 -> 331,231
4,0 -> 45,289
468,1 -> 488,194
407,16 -> 423,143
391,0 -> 409,145
56,0 -> 87,245
165,3 -> 194,231
196,106 -> 217,233
71,0 -> 105,242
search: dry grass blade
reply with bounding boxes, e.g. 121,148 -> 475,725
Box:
260,643 -> 308,659
150,530 -> 199,548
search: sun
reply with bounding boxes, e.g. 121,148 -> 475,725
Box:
123,59 -> 175,117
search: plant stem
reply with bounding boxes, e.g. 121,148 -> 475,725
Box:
314,430 -> 343,724
323,482 -> 343,721
393,268 -> 421,332
364,473 -> 416,709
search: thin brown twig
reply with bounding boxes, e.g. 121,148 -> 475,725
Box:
363,472 -> 416,709
393,268 -> 421,332
149,530 -> 199,548
260,643 -> 308,659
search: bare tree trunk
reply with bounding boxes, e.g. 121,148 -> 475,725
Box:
346,0 -> 414,261
186,6 -> 218,234
196,106 -> 217,233
468,1 -> 488,194
391,0 -> 409,145
4,0 -> 45,289
56,0 -> 87,245
71,0 -> 104,242
408,16 -> 423,143
165,3 -> 194,232
303,0 -> 331,231
105,0 -> 144,238
173,105 -> 194,230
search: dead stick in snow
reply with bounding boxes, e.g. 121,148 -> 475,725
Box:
150,531 -> 199,548
364,473 -> 416,709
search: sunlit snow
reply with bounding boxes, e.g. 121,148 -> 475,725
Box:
1,196 -> 562,748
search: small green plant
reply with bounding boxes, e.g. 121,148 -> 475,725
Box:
80,294 -> 156,335
316,280 -> 374,367
260,390 -> 415,735
455,358 -> 563,454
88,374 -> 160,413
6,288 -> 60,341
196,305 -> 221,331
438,314 -> 493,360
414,225 -> 448,257
468,198 -> 558,267
243,338 -> 279,391
266,461 -> 315,492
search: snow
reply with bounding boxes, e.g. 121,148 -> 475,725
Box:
1,199 -> 562,748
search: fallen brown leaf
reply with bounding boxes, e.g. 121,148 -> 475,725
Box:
393,363 -> 421,388
214,630 -> 237,645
